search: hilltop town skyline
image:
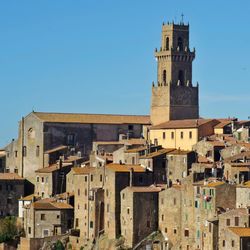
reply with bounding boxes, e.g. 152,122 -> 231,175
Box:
1,1 -> 250,146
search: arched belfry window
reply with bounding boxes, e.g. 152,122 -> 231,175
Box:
178,70 -> 184,85
163,70 -> 167,83
166,37 -> 169,50
177,37 -> 183,51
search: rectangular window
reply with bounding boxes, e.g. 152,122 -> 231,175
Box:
75,218 -> 79,227
100,174 -> 103,182
90,221 -> 93,228
232,240 -> 234,247
36,176 -> 39,182
189,131 -> 192,139
173,198 -> 176,205
41,214 -> 46,221
28,227 -> 31,234
171,132 -> 174,139
180,131 -> 184,139
36,146 -> 40,157
163,132 -> 166,139
67,134 -> 75,146
222,240 -> 225,247
41,177 -> 44,183
226,219 -> 230,226
23,146 -> 27,157
91,175 -> 93,182
174,229 -> 177,234
15,151 -> 18,158
195,200 -> 199,208
14,168 -> 18,173
78,189 -> 80,196
85,176 -> 88,182
184,229 -> 189,237
235,217 -> 239,226
127,208 -> 130,214
107,204 -> 109,212
128,125 -> 134,131
162,214 -> 164,221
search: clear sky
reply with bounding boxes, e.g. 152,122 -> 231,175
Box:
0,0 -> 250,147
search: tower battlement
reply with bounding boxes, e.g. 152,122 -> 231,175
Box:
150,21 -> 199,125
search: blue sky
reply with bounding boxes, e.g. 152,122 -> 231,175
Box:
0,0 -> 250,147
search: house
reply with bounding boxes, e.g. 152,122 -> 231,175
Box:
150,119 -> 219,151
120,186 -> 161,248
0,173 -> 25,217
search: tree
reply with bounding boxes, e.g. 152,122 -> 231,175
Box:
54,240 -> 65,250
0,217 -> 20,243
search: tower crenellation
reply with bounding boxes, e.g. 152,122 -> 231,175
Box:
150,21 -> 199,125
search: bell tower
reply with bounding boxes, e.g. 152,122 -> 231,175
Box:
150,22 -> 199,125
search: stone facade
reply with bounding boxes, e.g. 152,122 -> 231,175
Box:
4,112 -> 150,183
218,208 -> 250,249
35,162 -> 73,198
72,167 -> 104,242
150,23 -> 199,125
104,164 -> 154,239
120,186 -> 160,248
23,199 -> 73,238
236,182 -> 250,208
0,173 -> 24,217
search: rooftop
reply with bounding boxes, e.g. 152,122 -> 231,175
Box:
0,173 -> 24,180
35,162 -> 72,173
33,201 -> 73,210
124,186 -> 162,193
125,146 -> 147,153
71,166 -> 96,175
151,119 -> 218,130
32,111 -> 150,125
228,227 -> 250,237
106,163 -> 146,173
140,148 -> 175,159
44,145 -> 67,154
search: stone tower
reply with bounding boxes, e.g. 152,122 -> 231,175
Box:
150,22 -> 199,125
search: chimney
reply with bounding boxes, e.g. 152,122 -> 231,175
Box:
129,168 -> 134,187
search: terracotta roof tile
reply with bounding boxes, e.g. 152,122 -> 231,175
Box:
33,112 -> 150,125
44,145 -> 68,154
140,148 -> 175,159
106,163 -> 146,173
124,186 -> 162,193
125,146 -> 147,153
35,162 -> 72,173
228,227 -> 250,237
72,167 -> 96,175
33,201 -> 73,210
0,173 -> 24,180
151,119 -> 218,130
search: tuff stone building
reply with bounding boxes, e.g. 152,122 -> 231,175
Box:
120,186 -> 161,248
0,173 -> 25,217
4,112 -> 150,183
150,22 -> 199,126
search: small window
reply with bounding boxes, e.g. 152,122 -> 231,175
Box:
235,217 -> 239,226
75,218 -> 79,227
28,227 -> 31,234
195,200 -> 199,208
197,187 -> 200,194
165,227 -> 167,233
37,176 -> 40,182
184,229 -> 189,237
173,198 -> 176,205
127,208 -> 130,215
174,229 -> 177,234
162,214 -> 164,221
107,204 -> 109,212
78,189 -> 80,196
100,175 -> 103,182
122,193 -> 125,199
226,219 -> 230,226
171,132 -> 174,139
180,131 -> 184,139
41,177 -> 44,183
41,214 -> 46,220
41,192 -> 44,198
128,124 -> 134,131
85,176 -> 88,182
14,151 -> 18,158
163,132 -> 166,139
90,221 -> 93,228
106,189 -> 109,197
232,240 -> 234,247
36,146 -> 40,157
161,198 -> 164,205
67,134 -> 75,146
84,204 -> 87,210
91,175 -> 93,182
23,146 -> 27,157
132,157 -> 135,165
189,131 -> 192,139
154,138 -> 158,146
14,168 -> 18,173
85,189 -> 87,196
57,215 -> 60,219
166,37 -> 169,50
222,240 -> 225,247
162,70 -> 167,83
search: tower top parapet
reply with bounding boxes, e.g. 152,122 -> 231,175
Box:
162,21 -> 189,30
